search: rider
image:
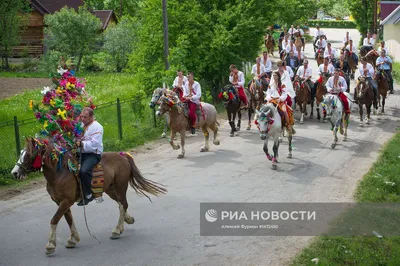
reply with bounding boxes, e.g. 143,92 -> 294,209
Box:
313,56 -> 334,99
376,49 -> 394,94
326,68 -> 350,114
229,64 -> 248,108
296,25 -> 305,51
314,25 -> 325,49
278,28 -> 287,53
183,72 -> 202,135
335,50 -> 351,89
323,43 -> 336,63
278,60 -> 294,80
249,57 -> 266,89
288,25 -> 296,42
346,39 -> 358,65
266,70 -> 295,133
75,107 -> 104,206
295,59 -> 314,102
315,35 -> 327,59
172,69 -> 188,100
281,35 -> 291,60
343,31 -> 352,47
363,32 -> 375,48
285,50 -> 300,74
358,57 -> 378,102
377,41 -> 388,54
277,60 -> 296,107
261,51 -> 272,78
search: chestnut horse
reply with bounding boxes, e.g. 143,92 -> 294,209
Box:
364,50 -> 379,69
294,77 -> 313,124
265,34 -> 275,56
11,138 -> 166,255
375,69 -> 390,114
316,49 -> 324,66
355,77 -> 375,125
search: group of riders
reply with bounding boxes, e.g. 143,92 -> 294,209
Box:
169,25 -> 395,136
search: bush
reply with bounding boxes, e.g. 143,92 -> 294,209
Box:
306,20 -> 356,29
38,50 -> 67,73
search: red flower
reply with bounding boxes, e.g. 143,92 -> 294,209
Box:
218,92 -> 223,99
67,77 -> 77,84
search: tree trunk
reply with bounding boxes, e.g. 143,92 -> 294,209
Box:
119,0 -> 123,17
77,52 -> 84,72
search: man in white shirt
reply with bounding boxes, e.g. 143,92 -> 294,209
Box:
229,64 -> 248,108
295,59 -> 314,100
315,35 -> 327,59
363,32 -> 375,48
252,57 -> 266,77
261,51 -> 272,77
314,25 -> 325,50
343,31 -> 352,47
76,107 -> 104,206
280,35 -> 291,60
326,68 -> 350,114
376,49 -> 394,93
183,72 -> 202,134
346,39 -> 358,65
288,25 -> 296,41
377,41 -> 388,54
323,43 -> 336,62
313,56 -> 334,100
279,60 -> 294,80
172,70 -> 188,100
358,57 -> 378,102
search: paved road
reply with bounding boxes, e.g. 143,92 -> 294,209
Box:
1,28 -> 399,266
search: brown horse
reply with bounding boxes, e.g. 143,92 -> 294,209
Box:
316,49 -> 324,66
11,138 -> 167,255
316,73 -> 330,120
355,77 -> 375,125
293,76 -> 313,124
364,50 -> 379,69
156,91 -> 220,158
294,33 -> 304,53
344,51 -> 357,80
265,34 -> 275,56
246,78 -> 265,130
375,69 -> 390,114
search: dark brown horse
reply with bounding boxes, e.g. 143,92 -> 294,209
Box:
11,138 -> 166,255
344,50 -> 357,80
316,73 -> 330,120
355,77 -> 375,125
293,76 -> 313,124
247,78 -> 266,130
375,69 -> 390,114
265,34 -> 275,56
218,84 -> 242,136
316,49 -> 324,66
364,50 -> 379,69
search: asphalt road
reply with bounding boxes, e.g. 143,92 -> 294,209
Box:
1,28 -> 399,266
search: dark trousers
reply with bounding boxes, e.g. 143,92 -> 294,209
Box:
384,70 -> 394,91
79,153 -> 101,197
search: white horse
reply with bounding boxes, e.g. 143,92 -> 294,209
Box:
149,87 -> 171,138
321,93 -> 353,148
255,103 -> 293,170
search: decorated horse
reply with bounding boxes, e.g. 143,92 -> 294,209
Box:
254,103 -> 293,170
293,76 -> 313,124
218,84 -> 243,136
321,93 -> 353,148
315,73 -> 330,121
156,91 -> 220,158
375,69 -> 390,114
355,77 -> 375,125
265,34 -> 275,57
11,138 -> 166,255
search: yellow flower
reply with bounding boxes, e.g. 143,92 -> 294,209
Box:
56,87 -> 63,94
57,108 -> 67,120
43,121 -> 48,129
29,100 -> 33,110
50,99 -> 56,107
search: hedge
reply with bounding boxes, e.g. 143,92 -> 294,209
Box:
306,20 -> 356,29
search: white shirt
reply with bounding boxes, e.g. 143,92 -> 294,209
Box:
286,43 -> 296,53
326,76 -> 347,93
345,44 -> 358,54
323,47 -> 336,58
81,121 -> 103,155
318,63 -> 335,75
282,40 -> 291,51
316,39 -> 327,49
251,63 -> 266,76
172,75 -> 188,88
377,46 -> 388,54
314,29 -> 325,38
261,57 -> 272,72
283,66 -> 294,78
288,28 -> 296,36
343,35 -> 352,44
297,29 -> 304,36
363,37 -> 375,47
358,63 -> 374,78
296,66 -> 312,79
229,70 -> 245,87
266,83 -> 287,102
183,81 -> 202,104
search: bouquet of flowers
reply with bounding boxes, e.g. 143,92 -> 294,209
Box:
29,66 -> 96,149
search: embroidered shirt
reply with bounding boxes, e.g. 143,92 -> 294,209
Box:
326,76 -> 347,93
173,75 -> 188,88
358,63 -> 374,78
183,81 -> 202,105
229,71 -> 245,87
81,121 -> 103,154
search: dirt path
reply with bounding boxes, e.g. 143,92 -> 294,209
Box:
0,78 -> 52,100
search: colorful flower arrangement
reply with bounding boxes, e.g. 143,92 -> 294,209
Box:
29,66 -> 96,149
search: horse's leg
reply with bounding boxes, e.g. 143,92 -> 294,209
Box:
237,109 -> 241,131
64,208 -> 80,248
382,96 -> 386,114
272,138 -> 279,170
343,113 -> 349,140
107,182 -> 130,239
232,110 -> 238,133
310,96 -> 314,118
210,122 -> 220,146
178,129 -> 186,158
366,103 -> 371,125
316,102 -> 321,121
228,110 -> 235,137
200,125 -> 210,152
287,130 -> 293,159
358,103 -> 364,126
300,101 -> 305,124
161,113 -> 169,138
263,137 -> 272,161
246,107 -> 252,130
45,200 -> 73,255
105,186 -> 135,226
168,130 -> 180,151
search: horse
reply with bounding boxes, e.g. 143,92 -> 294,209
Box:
359,45 -> 374,58
294,32 -> 304,53
355,77 -> 375,125
245,79 -> 264,130
11,138 -> 167,255
321,93 -> 353,148
218,84 -> 242,136
316,49 -> 325,66
156,92 -> 220,158
315,73 -> 330,121
265,34 -> 275,57
293,76 -> 313,124
344,50 -> 357,80
375,69 -> 390,114
255,102 -> 293,170
364,50 -> 379,69
150,87 -> 170,138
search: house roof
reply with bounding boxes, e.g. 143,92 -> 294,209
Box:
380,1 -> 400,21
93,10 -> 117,30
31,0 -> 83,15
381,5 -> 400,25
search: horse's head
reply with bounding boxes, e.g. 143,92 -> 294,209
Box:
255,104 -> 275,140
322,72 -> 331,85
156,93 -> 179,116
149,88 -> 165,109
11,138 -> 46,180
356,77 -> 368,98
219,85 -> 236,105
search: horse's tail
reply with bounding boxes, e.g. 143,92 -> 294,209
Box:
123,152 -> 167,201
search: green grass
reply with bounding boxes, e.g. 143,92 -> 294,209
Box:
392,61 -> 400,83
291,131 -> 400,265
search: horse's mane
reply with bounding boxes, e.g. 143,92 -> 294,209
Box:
260,103 -> 276,117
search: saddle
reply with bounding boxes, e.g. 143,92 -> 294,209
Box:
180,101 -> 206,122
73,158 -> 105,200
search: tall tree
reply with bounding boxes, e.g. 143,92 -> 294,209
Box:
0,0 -> 30,69
44,7 -> 103,71
347,0 -> 374,44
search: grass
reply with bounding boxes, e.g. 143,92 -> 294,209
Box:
291,131 -> 400,265
392,61 -> 400,83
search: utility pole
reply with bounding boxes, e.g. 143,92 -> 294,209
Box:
162,0 -> 169,70
373,0 -> 377,34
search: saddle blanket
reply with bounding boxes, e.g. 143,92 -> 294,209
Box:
91,163 -> 104,198
182,103 -> 206,122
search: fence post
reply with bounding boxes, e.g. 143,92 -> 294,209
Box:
14,116 -> 21,157
116,98 -> 123,140
153,108 -> 157,128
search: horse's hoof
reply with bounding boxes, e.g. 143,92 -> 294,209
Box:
177,153 -> 184,159
246,125 -> 251,130
124,216 -> 135,225
65,240 -> 77,248
161,133 -> 167,138
272,164 -> 277,170
287,153 -> 292,159
343,137 -> 347,142
230,132 -> 234,137
213,140 -> 220,145
300,120 -> 304,124
200,148 -> 209,152
331,143 -> 336,149
110,232 -> 120,239
236,127 -> 240,132
45,243 -> 56,255
359,123 -> 363,127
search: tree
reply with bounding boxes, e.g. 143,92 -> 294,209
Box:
103,18 -> 136,72
330,3 -> 350,20
44,7 -> 103,71
347,0 -> 374,44
0,0 -> 29,69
